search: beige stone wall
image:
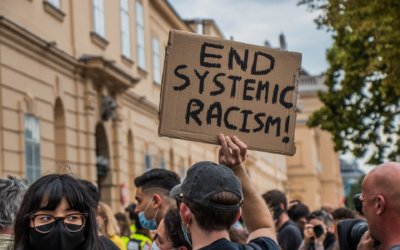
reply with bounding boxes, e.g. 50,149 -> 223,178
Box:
287,89 -> 344,210
0,0 -> 288,211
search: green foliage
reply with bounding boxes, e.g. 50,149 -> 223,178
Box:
299,0 -> 400,164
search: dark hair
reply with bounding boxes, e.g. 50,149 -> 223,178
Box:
332,208 -> 355,221
134,168 -> 180,191
288,202 -> 310,222
164,209 -> 191,249
13,174 -> 103,250
79,179 -> 100,208
184,191 -> 240,231
262,189 -> 288,211
308,209 -> 334,226
114,212 -> 130,237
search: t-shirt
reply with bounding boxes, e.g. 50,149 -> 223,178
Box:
277,220 -> 303,250
199,237 -> 279,250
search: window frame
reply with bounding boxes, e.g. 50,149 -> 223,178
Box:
120,0 -> 131,59
135,0 -> 146,70
24,114 -> 41,184
152,37 -> 161,84
93,0 -> 105,38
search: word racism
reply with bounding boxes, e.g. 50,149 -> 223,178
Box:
172,42 -> 295,144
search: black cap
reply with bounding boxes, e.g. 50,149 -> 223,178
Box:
170,161 -> 243,211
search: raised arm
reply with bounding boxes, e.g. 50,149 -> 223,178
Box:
218,134 -> 276,241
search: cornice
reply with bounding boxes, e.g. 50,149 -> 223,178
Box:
0,16 -> 81,78
122,90 -> 159,118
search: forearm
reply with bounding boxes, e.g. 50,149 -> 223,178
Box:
232,164 -> 274,233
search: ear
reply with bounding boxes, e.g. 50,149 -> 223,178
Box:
152,194 -> 163,208
180,202 -> 191,225
233,208 -> 242,224
375,195 -> 385,215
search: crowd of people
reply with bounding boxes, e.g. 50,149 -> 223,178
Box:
0,134 -> 400,250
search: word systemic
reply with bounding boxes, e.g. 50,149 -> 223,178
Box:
172,42 -> 295,144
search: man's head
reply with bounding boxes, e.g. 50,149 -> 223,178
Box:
331,207 -> 355,222
154,208 -> 190,250
262,189 -> 288,221
360,162 -> 400,243
0,176 -> 27,233
171,161 -> 243,232
134,168 -> 180,227
288,201 -> 310,231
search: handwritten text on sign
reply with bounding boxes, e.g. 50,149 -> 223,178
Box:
159,31 -> 301,155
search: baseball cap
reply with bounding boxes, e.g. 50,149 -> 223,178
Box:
170,161 -> 243,211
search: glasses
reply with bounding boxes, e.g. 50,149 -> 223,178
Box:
30,213 -> 87,233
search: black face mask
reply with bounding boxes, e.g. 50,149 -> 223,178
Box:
29,220 -> 85,250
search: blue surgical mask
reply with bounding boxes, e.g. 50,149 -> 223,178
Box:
151,241 -> 160,250
151,241 -> 178,250
138,199 -> 159,230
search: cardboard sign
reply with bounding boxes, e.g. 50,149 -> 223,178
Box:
158,30 -> 301,155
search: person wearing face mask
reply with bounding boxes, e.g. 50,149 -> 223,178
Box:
12,174 -> 103,250
119,204 -> 152,250
152,209 -> 191,250
134,169 -> 181,231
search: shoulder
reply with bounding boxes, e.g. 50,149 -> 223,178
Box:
99,236 -> 120,250
248,237 -> 280,250
279,221 -> 301,236
201,237 -> 279,250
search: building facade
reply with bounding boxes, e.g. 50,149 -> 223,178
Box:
287,72 -> 344,210
0,0 -> 287,210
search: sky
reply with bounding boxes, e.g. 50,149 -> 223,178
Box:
168,0 -> 333,76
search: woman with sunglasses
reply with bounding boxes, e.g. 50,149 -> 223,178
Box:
13,174 -> 103,250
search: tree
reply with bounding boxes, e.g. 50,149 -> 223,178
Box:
299,0 -> 400,164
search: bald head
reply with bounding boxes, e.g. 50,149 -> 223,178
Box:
362,162 -> 400,250
364,162 -> 400,208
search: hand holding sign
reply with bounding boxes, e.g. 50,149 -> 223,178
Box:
218,134 -> 247,168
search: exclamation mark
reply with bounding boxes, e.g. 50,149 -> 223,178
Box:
282,115 -> 290,144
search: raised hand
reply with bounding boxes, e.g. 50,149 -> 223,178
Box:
218,133 -> 247,168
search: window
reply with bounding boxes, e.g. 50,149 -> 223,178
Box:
144,154 -> 165,171
152,38 -> 161,84
120,0 -> 131,58
24,114 -> 41,183
196,23 -> 203,34
47,0 -> 60,9
181,166 -> 187,180
136,0 -> 146,69
93,0 -> 105,37
144,154 -> 152,171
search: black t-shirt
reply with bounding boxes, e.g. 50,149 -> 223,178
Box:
99,236 -> 120,250
277,220 -> 303,250
199,237 -> 279,250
